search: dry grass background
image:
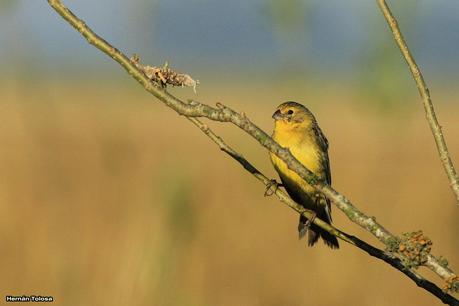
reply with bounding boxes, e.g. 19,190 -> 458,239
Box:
1,78 -> 458,306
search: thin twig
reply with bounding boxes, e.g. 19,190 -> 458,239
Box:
377,0 -> 459,204
47,0 -> 458,297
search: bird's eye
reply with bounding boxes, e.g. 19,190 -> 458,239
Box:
287,109 -> 294,115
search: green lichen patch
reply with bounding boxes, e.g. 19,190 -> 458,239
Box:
386,231 -> 432,269
438,256 -> 450,270
443,275 -> 459,293
385,236 -> 401,253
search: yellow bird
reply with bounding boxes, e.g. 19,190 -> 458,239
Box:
270,101 -> 339,249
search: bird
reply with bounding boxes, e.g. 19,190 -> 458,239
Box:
270,101 -> 339,249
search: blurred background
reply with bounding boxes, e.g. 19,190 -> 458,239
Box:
1,0 -> 459,305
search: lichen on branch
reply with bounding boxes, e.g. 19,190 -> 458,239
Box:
130,55 -> 199,93
47,0 -> 459,304
386,231 -> 433,269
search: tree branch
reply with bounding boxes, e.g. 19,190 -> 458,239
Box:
377,0 -> 459,204
47,0 -> 458,302
187,116 -> 459,305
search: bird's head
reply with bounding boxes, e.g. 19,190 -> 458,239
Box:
272,101 -> 316,130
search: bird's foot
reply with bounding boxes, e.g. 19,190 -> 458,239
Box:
303,212 -> 317,228
264,179 -> 283,197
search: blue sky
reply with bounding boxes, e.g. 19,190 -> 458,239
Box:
2,0 -> 459,80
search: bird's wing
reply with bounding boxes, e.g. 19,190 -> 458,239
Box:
312,124 -> 331,185
312,124 -> 333,221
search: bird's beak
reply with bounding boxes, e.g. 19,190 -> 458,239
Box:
272,109 -> 282,120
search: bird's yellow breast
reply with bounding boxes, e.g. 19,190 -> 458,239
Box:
270,123 -> 322,195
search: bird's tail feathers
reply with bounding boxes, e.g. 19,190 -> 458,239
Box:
298,213 -> 339,249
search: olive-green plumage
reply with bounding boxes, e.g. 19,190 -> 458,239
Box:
270,101 -> 339,249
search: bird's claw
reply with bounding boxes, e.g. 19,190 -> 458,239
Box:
264,179 -> 282,197
303,212 -> 317,228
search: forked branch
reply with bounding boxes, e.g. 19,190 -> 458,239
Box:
47,0 -> 459,304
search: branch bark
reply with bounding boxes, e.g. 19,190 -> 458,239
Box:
187,116 -> 459,305
377,0 -> 459,204
47,0 -> 459,303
